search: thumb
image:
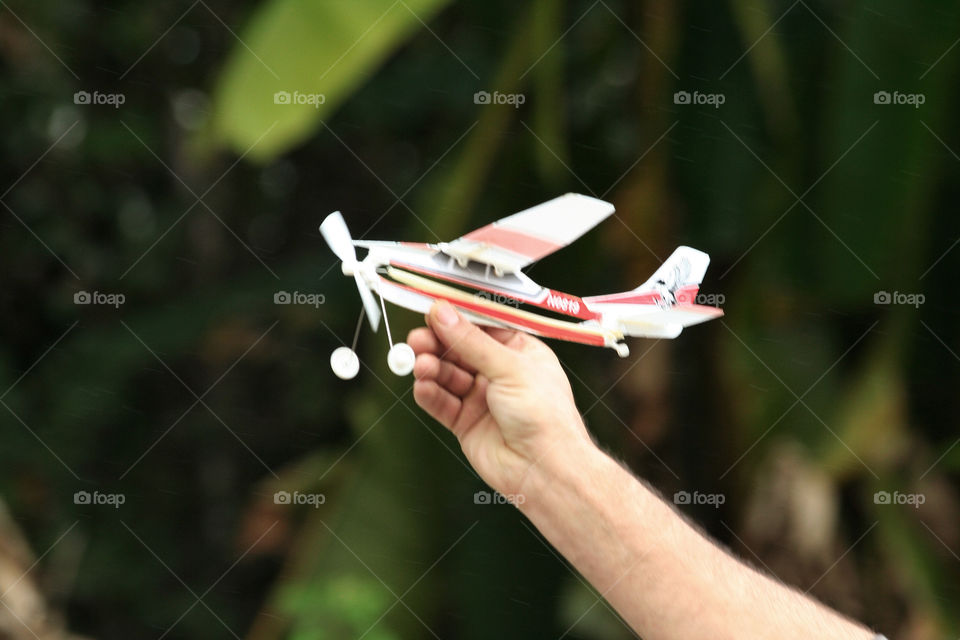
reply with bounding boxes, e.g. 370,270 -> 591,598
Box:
427,300 -> 517,379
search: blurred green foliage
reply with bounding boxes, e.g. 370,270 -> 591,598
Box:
212,0 -> 453,160
1,1 -> 959,639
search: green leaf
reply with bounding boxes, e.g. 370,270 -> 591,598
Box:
209,0 -> 452,161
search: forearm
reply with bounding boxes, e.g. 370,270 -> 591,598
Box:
518,435 -> 875,640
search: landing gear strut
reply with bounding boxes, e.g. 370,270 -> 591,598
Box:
329,295 -> 416,379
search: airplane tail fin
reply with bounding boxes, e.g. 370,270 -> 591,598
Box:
584,246 -> 710,306
582,246 -> 722,337
633,246 -> 710,304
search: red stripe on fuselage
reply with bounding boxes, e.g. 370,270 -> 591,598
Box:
674,285 -> 699,305
584,285 -> 699,305
388,260 -> 600,321
382,276 -> 607,346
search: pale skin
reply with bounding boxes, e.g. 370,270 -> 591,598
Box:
408,300 -> 878,640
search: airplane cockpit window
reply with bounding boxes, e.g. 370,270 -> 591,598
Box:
429,253 -> 540,296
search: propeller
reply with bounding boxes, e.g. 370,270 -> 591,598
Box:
320,211 -> 381,332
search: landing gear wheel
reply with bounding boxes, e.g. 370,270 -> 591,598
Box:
330,346 -> 360,380
387,343 -> 415,376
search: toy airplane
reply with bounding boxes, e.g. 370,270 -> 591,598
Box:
320,193 -> 723,379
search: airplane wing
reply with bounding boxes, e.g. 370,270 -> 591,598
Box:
439,193 -> 615,273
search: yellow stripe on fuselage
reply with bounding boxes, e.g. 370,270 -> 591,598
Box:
385,266 -> 622,342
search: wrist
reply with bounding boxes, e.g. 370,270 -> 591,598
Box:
515,428 -> 608,516
516,433 -> 662,593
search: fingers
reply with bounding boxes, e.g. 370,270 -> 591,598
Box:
412,379 -> 461,429
425,301 -> 518,380
413,352 -> 475,397
408,323 -> 524,373
408,326 -> 477,373
452,374 -> 491,434
482,325 -> 522,346
408,326 -> 446,357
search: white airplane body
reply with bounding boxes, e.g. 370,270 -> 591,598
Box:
320,193 -> 723,379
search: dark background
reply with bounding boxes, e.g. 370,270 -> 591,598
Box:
1,0 -> 958,638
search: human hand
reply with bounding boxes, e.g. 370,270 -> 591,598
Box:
407,300 -> 593,498
409,306 -> 879,640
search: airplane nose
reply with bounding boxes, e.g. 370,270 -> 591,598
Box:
341,262 -> 355,276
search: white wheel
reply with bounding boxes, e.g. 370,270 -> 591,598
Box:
387,343 -> 415,376
330,347 -> 360,380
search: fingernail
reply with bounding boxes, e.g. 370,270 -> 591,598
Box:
436,301 -> 458,326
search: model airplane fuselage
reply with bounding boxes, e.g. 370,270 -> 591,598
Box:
320,193 -> 723,379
